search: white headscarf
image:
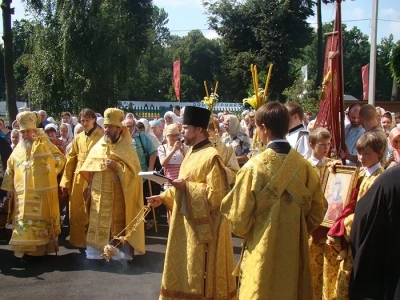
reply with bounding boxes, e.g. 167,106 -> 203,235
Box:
47,117 -> 57,124
59,123 -> 73,142
97,117 -> 104,129
138,118 -> 160,147
71,116 -> 78,126
224,114 -> 243,137
45,123 -> 58,131
164,111 -> 180,124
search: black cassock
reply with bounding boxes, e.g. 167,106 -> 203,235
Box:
350,165 -> 400,300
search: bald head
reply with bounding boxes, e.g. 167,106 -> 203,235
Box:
359,104 -> 378,130
348,104 -> 361,128
38,110 -> 47,123
360,104 -> 377,122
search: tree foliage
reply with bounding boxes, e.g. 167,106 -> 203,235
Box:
24,0 -> 153,115
2,1 -> 398,117
297,23 -> 396,100
203,0 -> 315,102
282,78 -> 320,115
389,40 -> 400,85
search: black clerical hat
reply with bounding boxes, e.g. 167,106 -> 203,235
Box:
183,106 -> 211,129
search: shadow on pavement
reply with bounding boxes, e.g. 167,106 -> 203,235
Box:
0,225 -> 168,278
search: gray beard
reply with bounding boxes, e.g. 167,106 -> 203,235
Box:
19,139 -> 32,151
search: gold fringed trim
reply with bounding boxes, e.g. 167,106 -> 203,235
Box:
10,237 -> 50,246
319,70 -> 332,100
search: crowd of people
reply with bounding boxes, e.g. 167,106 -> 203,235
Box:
0,101 -> 399,299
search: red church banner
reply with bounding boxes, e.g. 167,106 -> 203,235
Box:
173,60 -> 181,101
362,64 -> 369,100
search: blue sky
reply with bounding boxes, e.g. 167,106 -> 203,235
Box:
1,0 -> 400,42
153,0 -> 400,42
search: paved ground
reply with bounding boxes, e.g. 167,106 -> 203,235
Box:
0,219 -> 242,300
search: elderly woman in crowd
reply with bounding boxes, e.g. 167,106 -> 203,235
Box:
138,118 -> 160,148
10,129 -> 20,150
150,120 -> 164,144
59,123 -> 74,154
221,114 -> 250,166
163,111 -> 179,126
386,126 -> 400,168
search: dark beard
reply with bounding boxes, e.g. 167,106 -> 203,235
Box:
104,135 -> 119,144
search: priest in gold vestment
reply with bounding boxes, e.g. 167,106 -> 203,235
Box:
1,112 -> 66,258
221,102 -> 327,300
79,108 -> 145,259
148,106 -> 237,300
60,108 -> 103,248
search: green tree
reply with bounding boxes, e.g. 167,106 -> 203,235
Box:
342,26 -> 370,98
12,19 -> 35,100
282,78 -> 320,115
204,0 -> 315,102
128,6 -> 173,101
24,0 -> 153,115
391,41 -> 400,84
377,35 -> 397,100
298,23 -> 371,99
169,30 -> 222,101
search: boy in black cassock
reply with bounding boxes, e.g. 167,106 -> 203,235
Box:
350,165 -> 400,300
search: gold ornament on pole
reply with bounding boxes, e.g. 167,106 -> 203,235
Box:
202,81 -> 220,134
243,64 -> 274,157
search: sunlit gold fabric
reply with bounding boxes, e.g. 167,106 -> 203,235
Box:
1,129 -> 65,256
60,126 -> 103,247
212,139 -> 240,185
79,127 -> 145,253
221,148 -> 327,299
307,157 -> 340,300
159,142 -> 237,300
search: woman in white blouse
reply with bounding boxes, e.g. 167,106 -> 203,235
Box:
157,124 -> 188,224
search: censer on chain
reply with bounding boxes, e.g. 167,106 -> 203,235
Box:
101,204 -> 152,261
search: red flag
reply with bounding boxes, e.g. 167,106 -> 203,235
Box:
173,60 -> 181,101
362,64 -> 369,100
315,1 -> 345,162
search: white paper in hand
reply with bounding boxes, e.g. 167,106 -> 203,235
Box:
138,171 -> 172,185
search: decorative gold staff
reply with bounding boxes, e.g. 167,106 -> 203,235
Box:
243,64 -> 274,155
101,204 -> 153,262
202,81 -> 219,133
